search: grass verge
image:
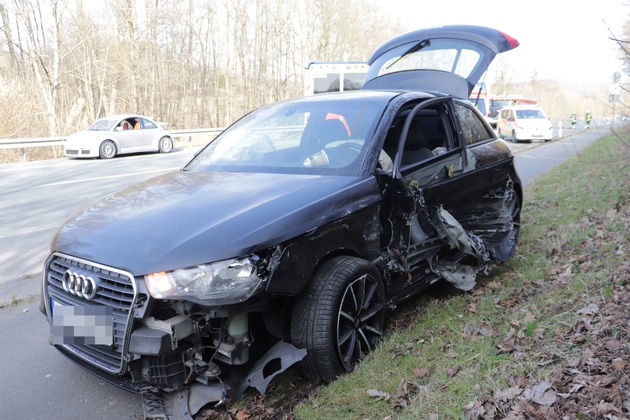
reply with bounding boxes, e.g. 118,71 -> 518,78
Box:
204,131 -> 630,419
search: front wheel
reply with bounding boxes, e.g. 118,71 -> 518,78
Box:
99,140 -> 117,159
291,256 -> 386,383
158,137 -> 173,153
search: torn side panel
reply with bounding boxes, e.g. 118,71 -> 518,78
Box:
429,205 -> 490,291
423,159 -> 520,260
433,205 -> 489,263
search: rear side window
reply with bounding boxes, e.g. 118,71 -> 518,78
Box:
454,102 -> 494,145
141,118 -> 157,129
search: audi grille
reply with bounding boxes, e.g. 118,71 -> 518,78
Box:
43,253 -> 143,374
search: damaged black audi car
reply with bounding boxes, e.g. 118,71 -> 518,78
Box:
41,25 -> 522,418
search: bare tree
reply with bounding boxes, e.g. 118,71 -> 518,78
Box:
11,0 -> 67,135
0,0 -> 418,139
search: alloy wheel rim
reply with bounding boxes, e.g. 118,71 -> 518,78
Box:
102,143 -> 114,157
336,274 -> 384,371
160,138 -> 172,152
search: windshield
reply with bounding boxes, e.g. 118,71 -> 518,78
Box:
88,119 -> 117,131
516,109 -> 547,119
489,100 -> 511,117
185,96 -> 387,176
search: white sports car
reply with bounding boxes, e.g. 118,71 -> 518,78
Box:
64,114 -> 174,159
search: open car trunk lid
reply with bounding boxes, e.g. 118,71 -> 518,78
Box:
362,25 -> 519,98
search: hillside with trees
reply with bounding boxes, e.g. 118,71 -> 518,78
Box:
0,0 -> 625,139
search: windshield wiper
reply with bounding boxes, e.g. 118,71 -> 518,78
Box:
386,39 -> 431,70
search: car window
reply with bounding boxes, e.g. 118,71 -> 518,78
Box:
380,101 -> 456,171
88,119 -> 116,131
515,109 -> 546,119
141,118 -> 158,129
185,97 -> 387,176
454,102 -> 494,145
368,38 -> 486,82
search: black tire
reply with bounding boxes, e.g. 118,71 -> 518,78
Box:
511,130 -> 517,143
158,136 -> 173,153
99,140 -> 116,159
498,190 -> 522,261
512,191 -> 521,242
291,256 -> 386,383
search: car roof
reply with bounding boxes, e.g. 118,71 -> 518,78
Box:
271,89 -> 438,107
302,89 -> 425,100
97,114 -> 154,121
505,105 -> 544,110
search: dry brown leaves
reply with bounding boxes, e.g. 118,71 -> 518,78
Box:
464,202 -> 630,418
367,379 -> 425,411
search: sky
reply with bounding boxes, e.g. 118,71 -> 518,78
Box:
386,0 -> 628,84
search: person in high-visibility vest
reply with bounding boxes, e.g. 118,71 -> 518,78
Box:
570,112 -> 577,129
585,111 -> 592,129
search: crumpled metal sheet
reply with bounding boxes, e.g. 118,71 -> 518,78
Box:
234,341 -> 307,400
434,205 -> 488,262
430,205 -> 490,290
430,261 -> 478,291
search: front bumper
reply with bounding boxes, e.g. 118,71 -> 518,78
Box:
515,129 -> 552,141
64,147 -> 97,158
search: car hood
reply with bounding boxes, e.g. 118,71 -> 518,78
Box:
52,170 -> 381,275
362,25 -> 519,98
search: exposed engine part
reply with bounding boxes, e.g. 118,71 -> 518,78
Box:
129,315 -> 195,356
213,313 -> 251,365
184,357 -> 221,384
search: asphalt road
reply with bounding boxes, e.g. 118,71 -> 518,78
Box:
512,125 -> 611,185
0,147 -> 200,304
0,125 -> 610,419
0,300 -> 144,419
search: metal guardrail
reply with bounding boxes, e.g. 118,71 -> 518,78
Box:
0,128 -> 225,150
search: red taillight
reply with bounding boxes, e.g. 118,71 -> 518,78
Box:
500,31 -> 520,49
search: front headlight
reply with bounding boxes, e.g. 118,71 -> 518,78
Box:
145,256 -> 265,306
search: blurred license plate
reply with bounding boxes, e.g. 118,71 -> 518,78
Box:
51,299 -> 114,346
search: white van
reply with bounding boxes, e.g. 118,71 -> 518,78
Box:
497,105 -> 553,142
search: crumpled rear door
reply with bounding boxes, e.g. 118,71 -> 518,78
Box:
389,98 -> 519,292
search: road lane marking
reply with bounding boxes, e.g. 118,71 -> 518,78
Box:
41,168 -> 180,186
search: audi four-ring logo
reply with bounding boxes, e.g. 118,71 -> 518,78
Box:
62,270 -> 98,300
